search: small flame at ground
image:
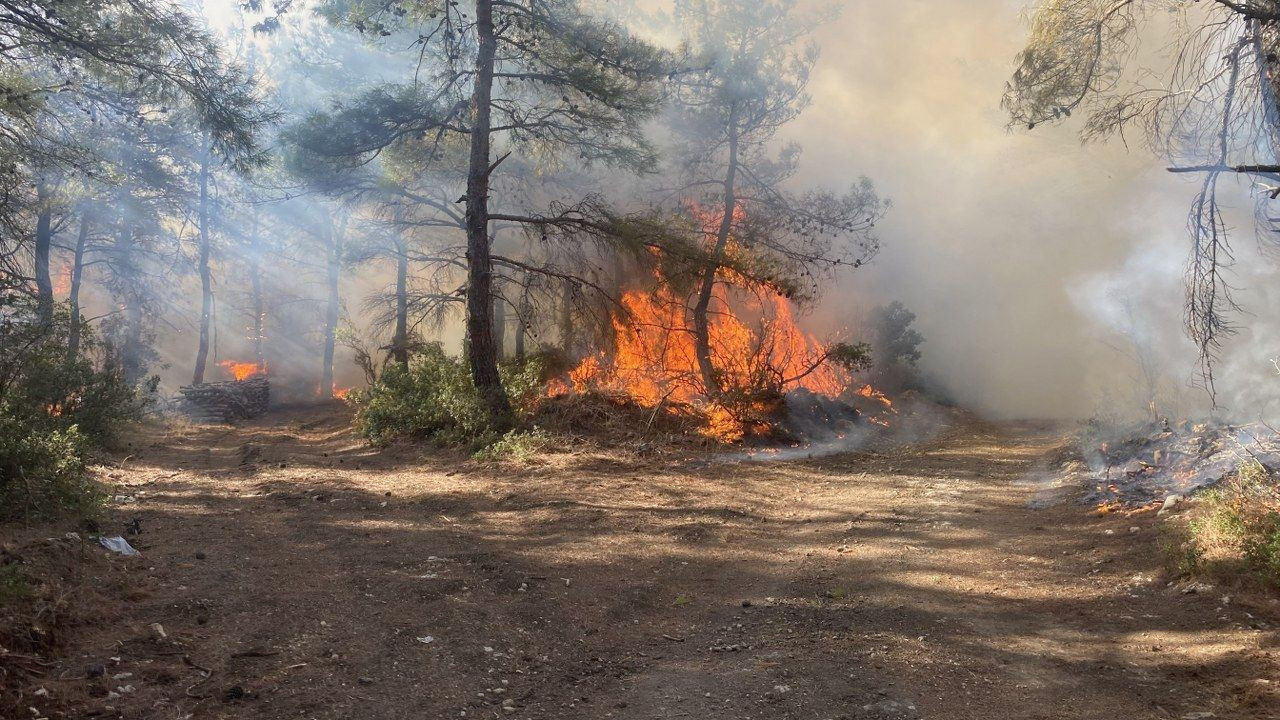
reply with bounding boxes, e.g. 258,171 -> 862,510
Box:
332,384 -> 351,400
218,360 -> 267,381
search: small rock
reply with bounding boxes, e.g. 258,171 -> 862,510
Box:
741,599 -> 753,607
357,676 -> 374,685
1129,526 -> 1140,534
195,550 -> 207,560
416,636 -> 435,645
1159,494 -> 1183,516
149,623 -> 167,641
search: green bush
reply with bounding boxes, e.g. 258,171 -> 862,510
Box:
472,427 -> 555,462
351,343 -> 547,448
0,419 -> 101,522
0,295 -> 139,520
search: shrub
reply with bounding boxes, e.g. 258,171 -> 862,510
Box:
0,295 -> 138,521
351,343 -> 548,448
0,419 -> 101,522
472,427 -> 556,462
1176,459 -> 1280,586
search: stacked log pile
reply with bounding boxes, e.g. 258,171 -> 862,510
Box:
179,377 -> 269,423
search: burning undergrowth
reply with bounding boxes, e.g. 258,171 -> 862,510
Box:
1063,420 -> 1280,507
545,263 -> 894,444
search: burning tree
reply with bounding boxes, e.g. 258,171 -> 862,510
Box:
553,0 -> 888,439
301,0 -> 675,427
662,0 -> 886,400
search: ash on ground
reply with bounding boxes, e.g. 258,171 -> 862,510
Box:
1065,421 -> 1280,505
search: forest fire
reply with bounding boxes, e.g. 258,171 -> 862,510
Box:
332,384 -> 351,400
218,360 -> 267,381
554,278 -> 873,440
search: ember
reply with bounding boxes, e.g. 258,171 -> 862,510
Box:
1072,422 -> 1280,505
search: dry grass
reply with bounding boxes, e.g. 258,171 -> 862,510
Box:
1173,459 -> 1280,586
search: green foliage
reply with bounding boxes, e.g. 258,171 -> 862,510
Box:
0,563 -> 33,607
0,420 -> 100,522
1176,459 -> 1280,586
866,301 -> 924,393
827,341 -> 873,373
0,296 -> 138,520
472,427 -> 555,462
351,342 -> 546,447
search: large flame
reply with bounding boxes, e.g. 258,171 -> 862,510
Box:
218,360 -> 267,381
557,281 -> 856,440
549,200 -> 891,440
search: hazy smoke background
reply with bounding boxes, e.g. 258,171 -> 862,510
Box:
186,0 -> 1280,421
788,0 -> 1275,421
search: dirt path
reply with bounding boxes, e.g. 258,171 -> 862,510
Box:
24,408 -> 1280,719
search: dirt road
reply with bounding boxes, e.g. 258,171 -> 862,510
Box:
22,408 -> 1280,719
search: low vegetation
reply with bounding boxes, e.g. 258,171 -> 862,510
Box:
1170,459 -> 1280,587
0,296 -> 141,521
350,343 -> 546,450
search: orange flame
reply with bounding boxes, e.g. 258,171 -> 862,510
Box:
559,282 -> 853,440
53,263 -> 72,296
218,360 -> 267,381
548,200 -> 891,440
332,384 -> 351,400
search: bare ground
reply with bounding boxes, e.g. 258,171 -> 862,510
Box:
7,407 -> 1280,719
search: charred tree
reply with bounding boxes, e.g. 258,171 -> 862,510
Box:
692,117 -> 738,398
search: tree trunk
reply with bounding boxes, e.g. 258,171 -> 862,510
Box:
514,282 -> 527,363
692,120 -> 738,398
321,220 -> 343,399
249,211 -> 265,367
115,223 -> 145,385
464,0 -> 512,425
392,234 -> 409,367
192,139 -> 213,384
559,278 -> 574,357
66,210 -> 91,363
34,183 -> 54,324
492,281 -> 506,360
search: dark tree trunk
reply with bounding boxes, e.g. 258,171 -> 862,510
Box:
492,283 -> 506,360
559,278 -> 574,357
321,221 -> 344,399
514,284 -> 527,363
464,0 -> 512,425
692,120 -> 738,399
115,223 -> 145,385
34,183 -> 54,324
392,235 -> 409,367
192,140 -> 213,384
66,210 -> 91,362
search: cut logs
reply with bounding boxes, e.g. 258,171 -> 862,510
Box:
179,377 -> 269,423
